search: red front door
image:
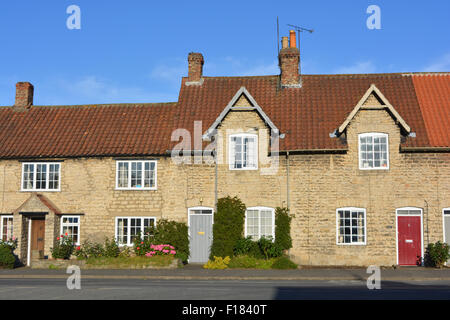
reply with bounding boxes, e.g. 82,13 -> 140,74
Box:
397,216 -> 422,266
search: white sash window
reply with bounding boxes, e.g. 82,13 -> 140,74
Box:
229,134 -> 258,170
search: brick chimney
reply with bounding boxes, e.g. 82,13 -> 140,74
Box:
14,82 -> 34,109
187,52 -> 204,83
279,31 -> 300,87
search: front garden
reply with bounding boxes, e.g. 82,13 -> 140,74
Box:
203,196 -> 298,270
43,219 -> 189,269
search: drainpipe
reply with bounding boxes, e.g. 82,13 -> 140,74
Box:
214,150 -> 218,212
424,200 -> 429,246
286,152 -> 290,210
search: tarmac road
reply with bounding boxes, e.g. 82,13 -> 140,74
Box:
0,278 -> 449,300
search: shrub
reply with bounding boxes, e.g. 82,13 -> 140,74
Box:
144,244 -> 177,257
274,207 -> 292,252
424,241 -> 450,268
74,239 -> 105,260
210,196 -> 246,259
104,237 -> 120,258
51,234 -> 74,259
133,233 -> 151,256
118,246 -> 132,258
0,245 -> 15,269
271,256 -> 298,269
203,256 -> 231,269
228,255 -> 274,269
234,237 -> 255,256
233,236 -> 281,259
153,219 -> 189,262
258,236 -> 282,259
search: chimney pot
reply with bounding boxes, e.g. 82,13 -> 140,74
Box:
279,37 -> 300,87
281,37 -> 289,49
187,52 -> 204,83
289,30 -> 297,48
14,82 -> 34,109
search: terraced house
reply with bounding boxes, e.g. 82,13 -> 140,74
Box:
0,31 -> 449,267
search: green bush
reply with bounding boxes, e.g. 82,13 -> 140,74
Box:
274,207 -> 292,251
74,239 -> 105,260
258,236 -> 282,259
228,255 -> 274,269
50,234 -> 74,259
210,196 -> 246,259
271,256 -> 298,269
233,236 -> 282,259
0,245 -> 15,269
153,219 -> 189,262
234,237 -> 255,256
104,237 -> 120,258
203,256 -> 230,269
425,241 -> 450,268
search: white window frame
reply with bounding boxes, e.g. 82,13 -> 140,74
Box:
336,207 -> 367,245
60,215 -> 81,246
21,162 -> 61,192
229,133 -> 258,170
358,132 -> 389,170
0,215 -> 13,242
244,207 -> 275,241
443,208 -> 450,244
395,207 -> 424,266
115,160 -> 157,190
115,216 -> 157,247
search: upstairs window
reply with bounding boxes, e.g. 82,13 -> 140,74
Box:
116,160 -> 157,190
359,133 -> 389,170
229,134 -> 258,170
245,207 -> 275,240
22,163 -> 61,191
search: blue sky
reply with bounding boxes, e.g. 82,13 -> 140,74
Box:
0,0 -> 449,105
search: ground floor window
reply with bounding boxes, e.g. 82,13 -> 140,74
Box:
61,216 -> 80,245
337,208 -> 366,245
0,216 -> 13,242
115,217 -> 156,246
245,207 -> 275,240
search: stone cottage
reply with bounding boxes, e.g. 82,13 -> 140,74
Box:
0,31 -> 449,266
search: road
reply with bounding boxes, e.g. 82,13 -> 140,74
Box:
0,278 -> 449,300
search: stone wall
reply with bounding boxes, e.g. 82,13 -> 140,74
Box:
0,106 -> 448,266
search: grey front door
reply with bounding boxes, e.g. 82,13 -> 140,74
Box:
444,210 -> 450,264
189,208 -> 213,263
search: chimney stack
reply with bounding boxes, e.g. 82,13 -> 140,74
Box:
14,82 -> 34,109
279,31 -> 300,87
187,52 -> 204,83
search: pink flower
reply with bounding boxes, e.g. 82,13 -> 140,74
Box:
170,250 -> 176,255
137,247 -> 140,250
162,249 -> 169,253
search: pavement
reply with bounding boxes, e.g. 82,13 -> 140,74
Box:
1,264 -> 450,281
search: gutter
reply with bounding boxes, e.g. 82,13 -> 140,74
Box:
400,147 -> 450,153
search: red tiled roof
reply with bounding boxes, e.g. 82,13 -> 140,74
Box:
36,194 -> 62,214
0,73 -> 448,159
0,103 -> 178,158
175,73 -> 448,151
411,74 -> 450,148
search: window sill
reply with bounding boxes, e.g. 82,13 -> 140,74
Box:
20,189 -> 61,192
115,187 -> 157,191
229,167 -> 258,171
